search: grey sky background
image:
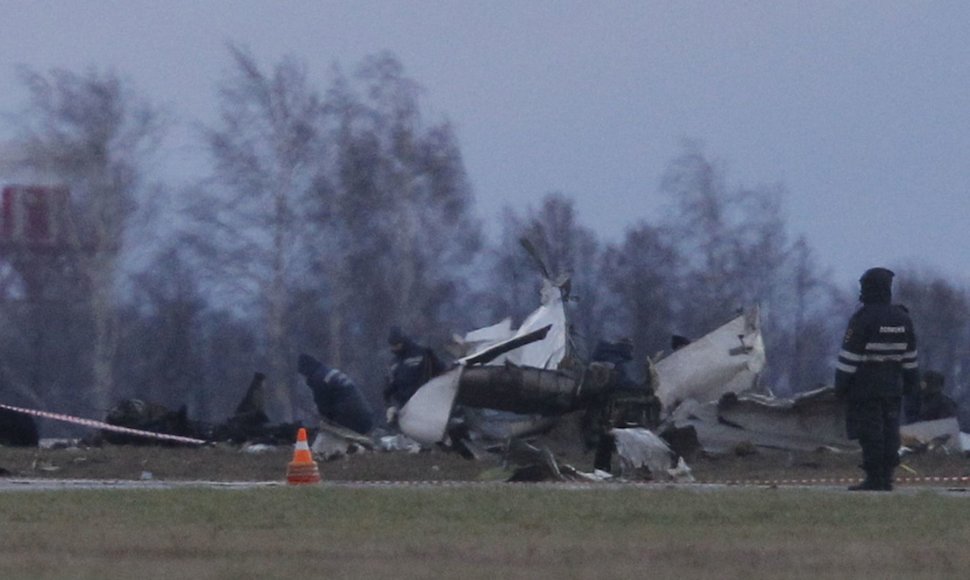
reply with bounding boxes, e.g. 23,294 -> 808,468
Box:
1,1 -> 968,288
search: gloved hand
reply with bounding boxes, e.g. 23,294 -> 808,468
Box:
385,406 -> 399,425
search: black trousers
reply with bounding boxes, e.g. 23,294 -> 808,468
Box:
848,397 -> 901,476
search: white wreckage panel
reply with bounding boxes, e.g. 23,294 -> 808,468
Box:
398,367 -> 464,445
668,387 -> 857,454
459,278 -> 568,370
654,307 -> 766,412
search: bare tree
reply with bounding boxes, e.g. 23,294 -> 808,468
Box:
659,143 -> 848,394
769,237 -> 843,394
660,144 -> 789,334
599,221 -> 680,363
7,67 -> 163,413
479,207 -> 542,326
313,53 -> 482,395
188,46 -> 326,421
115,247 -> 206,413
896,268 -> 970,394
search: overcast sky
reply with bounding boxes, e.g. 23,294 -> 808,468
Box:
1,1 -> 968,288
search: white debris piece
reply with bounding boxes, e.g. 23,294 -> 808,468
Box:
900,417 -> 962,452
309,419 -> 375,459
378,433 -> 423,454
667,456 -> 695,483
611,427 -> 679,480
242,443 -> 275,454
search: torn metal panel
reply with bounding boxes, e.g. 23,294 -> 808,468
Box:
461,317 -> 514,348
461,278 -> 569,370
508,278 -> 569,369
655,307 -> 767,411
398,367 -> 464,445
667,387 -> 856,454
462,408 -> 558,441
450,318 -> 513,359
459,324 -> 552,366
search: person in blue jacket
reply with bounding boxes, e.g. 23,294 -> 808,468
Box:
297,353 -> 375,435
383,327 -> 446,425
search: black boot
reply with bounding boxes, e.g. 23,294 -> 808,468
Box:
848,477 -> 881,491
848,464 -> 883,491
881,466 -> 895,491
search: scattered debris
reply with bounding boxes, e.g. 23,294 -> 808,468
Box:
310,418 -> 375,460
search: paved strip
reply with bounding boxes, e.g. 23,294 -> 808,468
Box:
1,477 -> 968,494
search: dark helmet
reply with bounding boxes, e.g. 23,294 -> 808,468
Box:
671,335 -> 691,351
592,338 -> 633,364
859,267 -> 894,304
388,326 -> 416,355
297,353 -> 321,377
388,326 -> 407,346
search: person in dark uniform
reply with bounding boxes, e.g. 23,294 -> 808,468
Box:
915,370 -> 958,422
383,327 -> 446,426
587,338 -> 661,474
835,267 -> 919,491
297,353 -> 375,435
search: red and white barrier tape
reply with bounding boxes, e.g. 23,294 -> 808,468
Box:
0,402 -> 208,445
694,475 -> 970,486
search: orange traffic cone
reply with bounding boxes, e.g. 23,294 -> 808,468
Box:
286,427 -> 321,485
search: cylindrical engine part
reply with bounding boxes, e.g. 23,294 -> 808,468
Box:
456,364 -> 610,415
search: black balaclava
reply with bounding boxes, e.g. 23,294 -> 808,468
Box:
388,326 -> 416,357
859,267 -> 894,304
388,326 -> 407,346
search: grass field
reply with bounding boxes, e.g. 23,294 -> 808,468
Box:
2,485 -> 969,579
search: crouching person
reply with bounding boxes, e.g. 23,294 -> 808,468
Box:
297,353 -> 375,436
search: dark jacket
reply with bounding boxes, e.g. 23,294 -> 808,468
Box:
918,391 -> 958,422
299,355 -> 374,435
835,303 -> 919,401
384,339 -> 445,408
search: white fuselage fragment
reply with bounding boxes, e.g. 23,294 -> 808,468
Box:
654,307 -> 766,412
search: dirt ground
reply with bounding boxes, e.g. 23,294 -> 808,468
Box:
2,426 -> 970,487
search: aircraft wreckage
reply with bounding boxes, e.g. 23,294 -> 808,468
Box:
7,243 -> 961,474
394,262 -> 963,466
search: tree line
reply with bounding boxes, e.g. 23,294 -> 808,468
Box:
1,47 -> 968,432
